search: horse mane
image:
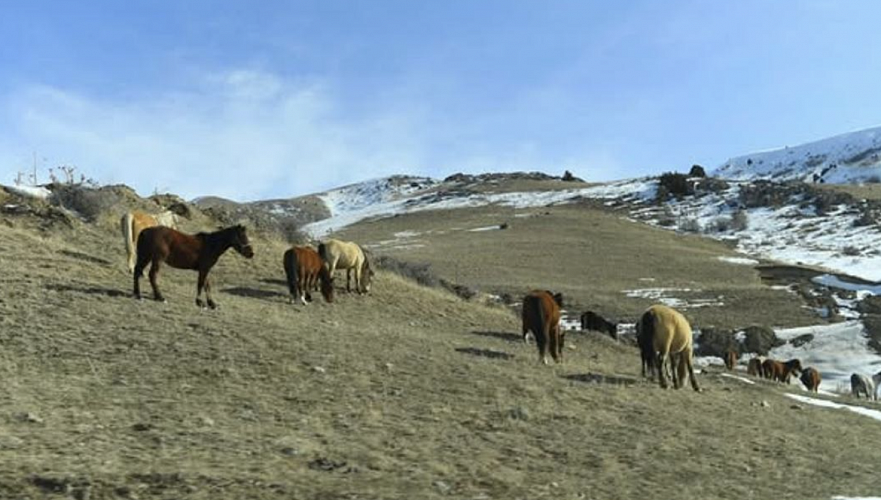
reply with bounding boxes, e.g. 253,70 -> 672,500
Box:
318,242 -> 328,262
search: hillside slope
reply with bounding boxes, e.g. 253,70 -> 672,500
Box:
1,198 -> 881,499
716,124 -> 881,184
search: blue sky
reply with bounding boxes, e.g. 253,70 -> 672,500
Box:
2,0 -> 880,201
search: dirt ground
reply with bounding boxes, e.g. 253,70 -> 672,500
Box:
0,203 -> 879,499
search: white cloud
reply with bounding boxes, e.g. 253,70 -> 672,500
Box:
0,70 -> 430,201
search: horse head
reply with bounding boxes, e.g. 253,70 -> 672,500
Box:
232,225 -> 255,259
360,260 -> 374,293
320,275 -> 335,303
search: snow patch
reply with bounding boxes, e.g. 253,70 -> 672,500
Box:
786,393 -> 881,424
6,184 -> 51,199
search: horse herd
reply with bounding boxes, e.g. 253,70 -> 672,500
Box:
120,210 -> 372,309
122,210 -> 881,400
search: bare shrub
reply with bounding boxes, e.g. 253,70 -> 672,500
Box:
678,217 -> 701,233
730,209 -> 748,231
706,216 -> 732,233
374,255 -> 440,288
842,245 -> 861,256
49,185 -> 119,222
657,172 -> 693,200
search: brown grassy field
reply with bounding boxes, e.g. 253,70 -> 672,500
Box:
336,203 -> 822,331
0,197 -> 879,499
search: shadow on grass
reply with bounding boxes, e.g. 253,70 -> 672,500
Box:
563,372 -> 639,387
471,330 -> 522,343
59,249 -> 113,266
222,286 -> 287,300
455,347 -> 515,360
259,278 -> 288,287
45,283 -> 129,298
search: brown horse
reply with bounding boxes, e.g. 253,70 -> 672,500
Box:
747,356 -> 766,378
800,367 -> 821,392
133,224 -> 254,308
121,210 -> 180,273
762,358 -> 803,383
724,350 -> 738,371
639,304 -> 700,391
521,290 -> 563,365
283,246 -> 334,304
318,239 -> 373,294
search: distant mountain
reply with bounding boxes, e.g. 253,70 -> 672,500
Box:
715,125 -> 881,184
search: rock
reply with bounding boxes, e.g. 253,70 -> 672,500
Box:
196,415 -> 215,427
131,422 -> 154,432
790,404 -> 804,410
760,400 -> 770,408
311,366 -> 327,374
16,412 -> 43,424
433,480 -> 451,493
506,406 -> 530,421
280,447 -> 300,456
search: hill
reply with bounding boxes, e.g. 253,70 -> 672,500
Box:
2,181 -> 881,498
715,124 -> 881,184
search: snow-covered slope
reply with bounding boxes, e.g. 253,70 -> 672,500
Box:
716,125 -> 881,183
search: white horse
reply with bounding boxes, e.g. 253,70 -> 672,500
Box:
318,239 -> 373,294
120,210 -> 179,273
851,371 -> 881,400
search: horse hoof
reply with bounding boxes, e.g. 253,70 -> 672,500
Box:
208,302 -> 218,310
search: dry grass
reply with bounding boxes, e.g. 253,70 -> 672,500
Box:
0,208 -> 879,499
338,204 -> 820,330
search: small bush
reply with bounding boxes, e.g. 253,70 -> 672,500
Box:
678,218 -> 701,233
49,185 -> 119,222
657,172 -> 693,199
842,245 -> 861,256
706,216 -> 732,233
374,255 -> 440,288
728,216 -> 743,232
688,165 -> 707,178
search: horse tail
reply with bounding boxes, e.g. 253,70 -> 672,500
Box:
283,248 -> 299,300
122,212 -> 135,273
318,242 -> 329,262
523,294 -> 548,362
637,309 -> 657,376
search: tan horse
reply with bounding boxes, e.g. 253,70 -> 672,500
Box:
121,210 -> 180,273
639,304 -> 700,391
318,239 -> 373,294
521,290 -> 564,365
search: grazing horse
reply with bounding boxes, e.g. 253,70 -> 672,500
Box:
283,246 -> 334,304
521,290 -> 563,365
580,311 -> 618,340
851,372 -> 881,400
318,239 -> 374,294
747,356 -> 766,378
133,225 -> 254,309
799,367 -> 821,393
121,210 -> 180,273
762,358 -> 802,383
639,304 -> 700,391
724,349 -> 738,371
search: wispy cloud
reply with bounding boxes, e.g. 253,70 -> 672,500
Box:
0,70 -> 437,201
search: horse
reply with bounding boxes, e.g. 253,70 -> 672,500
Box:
121,210 -> 180,273
724,349 -> 738,371
133,224 -> 254,309
283,246 -> 334,304
521,290 -> 563,365
318,239 -> 373,294
762,358 -> 802,383
580,310 -> 618,340
799,367 -> 821,393
851,371 -> 881,400
747,356 -> 766,378
638,304 -> 700,391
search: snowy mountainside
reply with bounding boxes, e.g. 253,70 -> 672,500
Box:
716,125 -> 881,183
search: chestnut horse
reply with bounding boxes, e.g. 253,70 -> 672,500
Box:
521,290 -> 563,365
283,246 -> 334,304
133,224 -> 254,308
799,367 -> 821,393
762,358 -> 802,383
724,350 -> 738,371
639,304 -> 700,391
121,210 -> 180,273
318,239 -> 373,294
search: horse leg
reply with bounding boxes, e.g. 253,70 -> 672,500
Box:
346,268 -> 352,293
548,326 -> 559,364
657,352 -> 669,389
354,265 -> 362,294
685,350 -> 701,392
149,259 -> 165,302
205,275 -> 218,309
195,269 -> 207,308
536,330 -> 549,365
557,329 -> 565,364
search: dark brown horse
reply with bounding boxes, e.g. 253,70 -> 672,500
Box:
800,367 -> 821,392
133,224 -> 254,308
521,290 -> 563,365
762,358 -> 803,383
283,246 -> 334,304
724,349 -> 738,371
